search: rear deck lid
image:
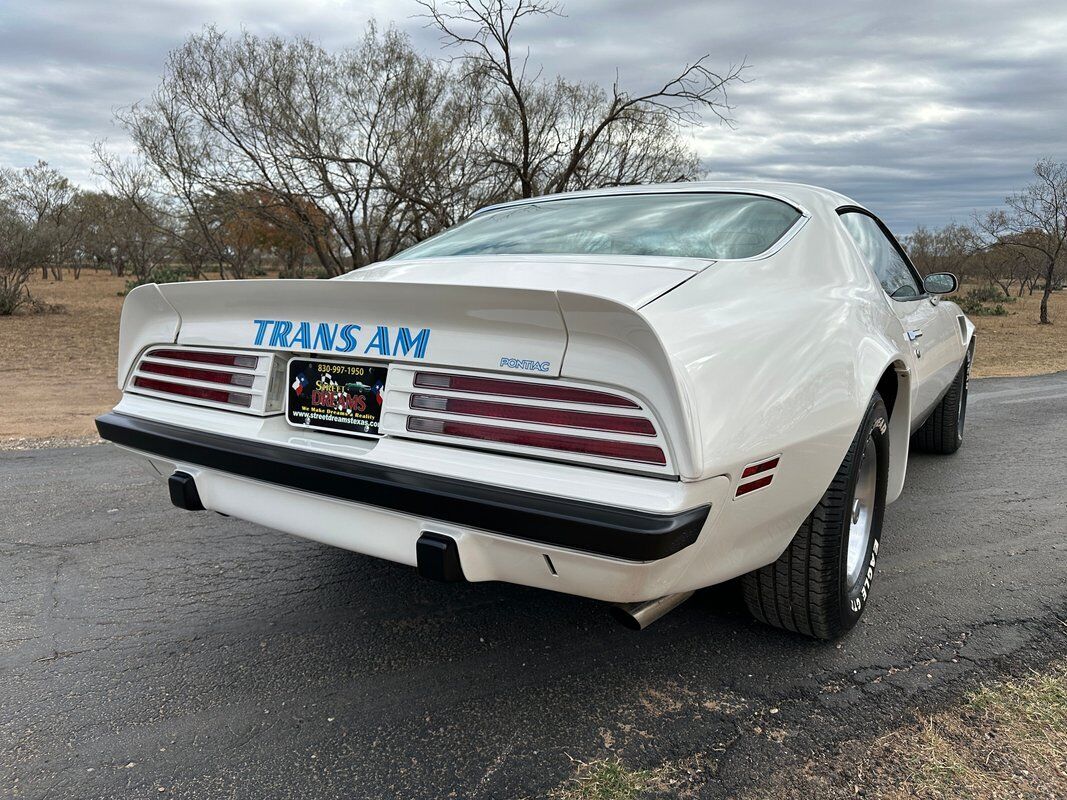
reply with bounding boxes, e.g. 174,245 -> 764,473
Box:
151,279 -> 569,376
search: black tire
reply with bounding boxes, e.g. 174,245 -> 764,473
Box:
742,393 -> 889,640
911,353 -> 971,455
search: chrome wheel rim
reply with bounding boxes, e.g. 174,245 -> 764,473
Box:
846,437 -> 878,589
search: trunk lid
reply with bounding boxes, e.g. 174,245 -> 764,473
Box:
147,279 -> 570,376
117,274 -> 705,477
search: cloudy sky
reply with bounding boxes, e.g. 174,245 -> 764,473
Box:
2,0 -> 1064,231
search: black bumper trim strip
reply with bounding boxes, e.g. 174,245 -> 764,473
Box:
95,412 -> 708,561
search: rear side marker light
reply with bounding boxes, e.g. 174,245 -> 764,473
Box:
741,456 -> 780,479
409,394 -> 655,436
133,376 -> 252,408
407,417 -> 667,465
735,474 -> 773,496
414,372 -> 639,408
735,455 -> 781,497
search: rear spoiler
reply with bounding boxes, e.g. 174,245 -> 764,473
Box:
117,280 -> 703,478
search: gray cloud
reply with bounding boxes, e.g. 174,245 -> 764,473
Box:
2,0 -> 1064,232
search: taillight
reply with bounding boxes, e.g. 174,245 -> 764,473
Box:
132,376 -> 252,407
405,371 -> 665,467
150,349 -> 258,369
409,394 -> 655,435
407,417 -> 667,465
127,347 -> 276,413
413,372 -> 639,407
139,360 -> 255,388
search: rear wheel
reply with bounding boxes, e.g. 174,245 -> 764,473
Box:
742,393 -> 889,639
911,353 -> 971,455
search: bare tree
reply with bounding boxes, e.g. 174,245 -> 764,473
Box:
0,162 -> 86,312
904,222 -> 977,282
974,241 -> 1024,297
0,172 -> 50,314
99,25 -> 485,276
100,7 -> 746,275
976,158 -> 1067,324
0,161 -> 80,281
416,0 -> 745,198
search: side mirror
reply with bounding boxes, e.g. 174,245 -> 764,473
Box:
923,272 -> 958,295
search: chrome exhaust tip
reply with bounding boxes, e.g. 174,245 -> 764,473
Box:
611,590 -> 694,630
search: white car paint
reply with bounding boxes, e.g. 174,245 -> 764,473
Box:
101,181 -> 975,604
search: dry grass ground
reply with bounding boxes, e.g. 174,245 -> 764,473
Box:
874,663 -> 1067,799
766,662 -> 1067,800
0,271 -> 125,446
0,273 -> 1064,446
553,663 -> 1067,799
964,288 -> 1067,379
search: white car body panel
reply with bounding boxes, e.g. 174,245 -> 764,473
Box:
99,181 -> 974,604
339,253 -> 708,309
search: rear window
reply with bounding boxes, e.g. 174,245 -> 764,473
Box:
393,193 -> 803,261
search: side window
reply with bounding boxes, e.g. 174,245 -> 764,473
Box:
839,212 -> 922,299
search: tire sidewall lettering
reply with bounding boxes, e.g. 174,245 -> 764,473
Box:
842,399 -> 889,624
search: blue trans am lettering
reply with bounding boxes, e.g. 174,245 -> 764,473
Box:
252,319 -> 430,359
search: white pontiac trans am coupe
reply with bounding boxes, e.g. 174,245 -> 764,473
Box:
97,182 -> 974,638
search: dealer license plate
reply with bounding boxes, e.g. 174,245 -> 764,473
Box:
285,358 -> 388,437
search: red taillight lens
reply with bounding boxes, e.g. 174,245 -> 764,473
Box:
150,349 -> 258,369
414,372 -> 638,408
407,417 -> 666,465
735,474 -> 773,496
741,456 -> 779,479
133,376 -> 252,407
409,394 -> 655,436
140,360 -> 255,387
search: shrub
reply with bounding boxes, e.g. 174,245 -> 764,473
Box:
958,288 -> 1010,316
968,285 -> 1011,303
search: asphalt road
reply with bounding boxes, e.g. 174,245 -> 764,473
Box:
3,373 -> 1066,799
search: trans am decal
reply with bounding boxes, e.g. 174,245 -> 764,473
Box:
253,319 -> 430,359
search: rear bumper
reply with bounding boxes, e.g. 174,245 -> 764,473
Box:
95,412 -> 708,562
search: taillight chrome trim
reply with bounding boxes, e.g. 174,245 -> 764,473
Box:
126,346 -> 283,415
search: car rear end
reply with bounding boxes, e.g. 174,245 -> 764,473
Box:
97,278 -> 731,604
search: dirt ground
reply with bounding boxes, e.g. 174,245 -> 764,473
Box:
964,289 -> 1067,378
0,271 -> 125,446
1,272 -> 1065,445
